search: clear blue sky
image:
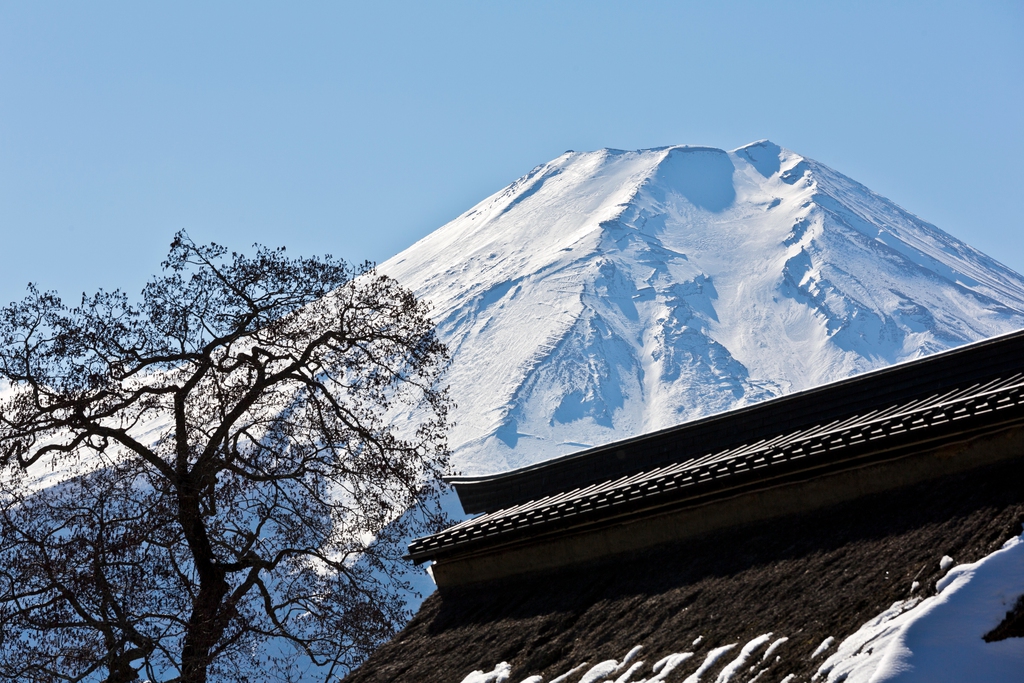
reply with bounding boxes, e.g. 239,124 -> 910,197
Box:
1,1 -> 1022,306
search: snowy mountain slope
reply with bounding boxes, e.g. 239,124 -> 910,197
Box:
380,141 -> 1024,476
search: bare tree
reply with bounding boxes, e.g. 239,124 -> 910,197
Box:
0,233 -> 451,683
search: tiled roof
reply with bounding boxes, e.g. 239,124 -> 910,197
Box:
409,332 -> 1024,564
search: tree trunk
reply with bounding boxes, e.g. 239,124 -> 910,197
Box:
178,472 -> 232,683
103,652 -> 142,683
180,569 -> 231,683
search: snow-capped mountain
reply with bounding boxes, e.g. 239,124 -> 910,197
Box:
380,140 -> 1024,477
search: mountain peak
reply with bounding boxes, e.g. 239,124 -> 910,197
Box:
732,138 -> 781,152
380,144 -> 1024,475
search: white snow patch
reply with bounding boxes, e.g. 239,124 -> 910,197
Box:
577,645 -> 645,683
646,652 -> 694,681
939,555 -> 955,573
578,661 -> 618,683
762,636 -> 788,661
518,678 -> 543,683
747,668 -> 770,683
620,646 -> 643,667
612,661 -> 644,683
816,533 -> 1024,682
681,644 -> 737,683
811,636 -> 835,658
460,661 -> 511,683
550,663 -> 588,683
714,634 -> 772,683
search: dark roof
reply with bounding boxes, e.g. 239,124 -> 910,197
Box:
351,458 -> 1024,683
408,329 -> 1024,565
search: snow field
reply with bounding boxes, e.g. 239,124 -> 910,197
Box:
379,141 -> 1024,479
